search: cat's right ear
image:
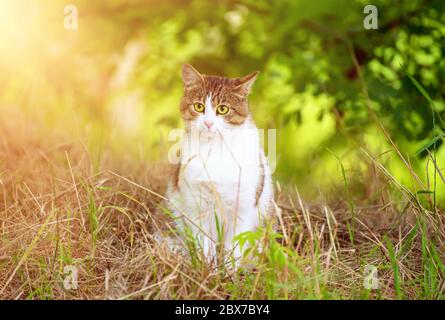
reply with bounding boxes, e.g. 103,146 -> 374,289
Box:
181,64 -> 204,89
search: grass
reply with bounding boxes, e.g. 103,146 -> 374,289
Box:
0,117 -> 444,300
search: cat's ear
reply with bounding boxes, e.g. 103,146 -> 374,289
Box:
234,71 -> 259,94
181,64 -> 204,89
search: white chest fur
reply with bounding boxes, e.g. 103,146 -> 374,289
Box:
179,124 -> 260,211
166,120 -> 273,261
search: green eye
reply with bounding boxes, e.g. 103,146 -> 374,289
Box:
193,103 -> 205,113
216,105 -> 229,115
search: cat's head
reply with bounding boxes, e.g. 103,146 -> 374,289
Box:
180,64 -> 258,134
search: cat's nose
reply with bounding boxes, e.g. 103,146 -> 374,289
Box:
204,120 -> 214,129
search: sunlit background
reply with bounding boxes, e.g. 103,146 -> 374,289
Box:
0,0 -> 444,204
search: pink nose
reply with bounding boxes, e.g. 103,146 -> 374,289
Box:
204,120 -> 213,129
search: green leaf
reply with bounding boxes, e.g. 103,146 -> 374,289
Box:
415,134 -> 445,155
416,190 -> 434,195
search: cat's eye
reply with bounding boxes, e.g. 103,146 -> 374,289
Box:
193,103 -> 205,113
216,105 -> 229,115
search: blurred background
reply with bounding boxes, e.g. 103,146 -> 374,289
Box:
0,0 -> 444,204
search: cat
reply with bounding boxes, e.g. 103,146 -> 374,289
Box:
164,64 -> 275,265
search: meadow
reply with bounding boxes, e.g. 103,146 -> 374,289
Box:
0,0 -> 444,299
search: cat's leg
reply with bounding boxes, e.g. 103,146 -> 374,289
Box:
171,195 -> 219,264
181,214 -> 218,264
226,207 -> 260,264
199,210 -> 220,263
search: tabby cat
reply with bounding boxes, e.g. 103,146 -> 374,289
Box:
165,64 -> 275,264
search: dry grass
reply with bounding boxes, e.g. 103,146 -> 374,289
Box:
0,122 -> 444,300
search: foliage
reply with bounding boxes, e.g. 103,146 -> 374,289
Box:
0,0 -> 445,300
1,0 -> 444,200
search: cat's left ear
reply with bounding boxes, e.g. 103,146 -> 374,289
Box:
181,64 -> 204,89
234,71 -> 259,94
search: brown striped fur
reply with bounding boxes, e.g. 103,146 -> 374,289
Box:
180,64 -> 258,125
255,159 -> 265,207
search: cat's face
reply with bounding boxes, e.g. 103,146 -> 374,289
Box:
180,64 -> 258,135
